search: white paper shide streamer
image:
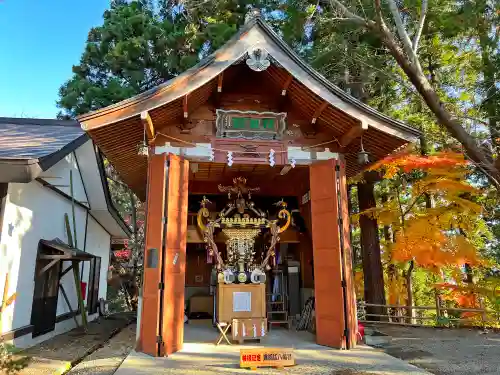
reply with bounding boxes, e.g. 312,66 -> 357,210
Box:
269,149 -> 275,167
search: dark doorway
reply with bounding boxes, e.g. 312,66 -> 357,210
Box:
87,256 -> 101,314
31,259 -> 61,337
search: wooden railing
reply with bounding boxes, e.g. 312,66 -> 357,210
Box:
358,302 -> 500,328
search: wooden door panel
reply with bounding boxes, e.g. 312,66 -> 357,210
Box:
337,157 -> 357,348
309,159 -> 345,348
139,154 -> 168,356
161,154 -> 189,355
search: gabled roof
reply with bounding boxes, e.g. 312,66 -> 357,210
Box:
78,13 -> 420,199
0,117 -> 87,183
79,16 -> 419,142
0,117 -> 130,238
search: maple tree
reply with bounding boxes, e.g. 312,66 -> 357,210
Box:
353,149 -> 495,323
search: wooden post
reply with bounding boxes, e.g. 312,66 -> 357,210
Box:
479,298 -> 486,327
435,291 -> 441,321
72,260 -> 88,330
59,284 -> 80,328
70,170 -> 78,249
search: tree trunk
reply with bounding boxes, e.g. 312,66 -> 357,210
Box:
368,17 -> 500,189
404,260 -> 415,324
476,2 -> 500,156
357,171 -> 387,321
347,185 -> 357,267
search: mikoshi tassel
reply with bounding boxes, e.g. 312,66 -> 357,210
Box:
242,323 -> 246,337
207,247 -> 213,264
261,321 -> 266,337
253,323 -> 257,337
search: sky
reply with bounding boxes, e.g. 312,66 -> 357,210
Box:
0,0 -> 110,118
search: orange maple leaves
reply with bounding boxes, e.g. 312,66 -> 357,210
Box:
368,150 -> 468,179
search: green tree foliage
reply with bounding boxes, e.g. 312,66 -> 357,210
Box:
57,0 -> 291,118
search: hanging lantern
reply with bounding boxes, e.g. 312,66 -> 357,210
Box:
137,126 -> 149,157
357,135 -> 370,165
137,141 -> 149,157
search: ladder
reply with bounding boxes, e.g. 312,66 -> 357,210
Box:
266,269 -> 291,329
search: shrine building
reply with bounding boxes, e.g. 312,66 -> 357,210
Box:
78,10 -> 420,357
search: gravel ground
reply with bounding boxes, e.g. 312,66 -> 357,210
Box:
66,324 -> 137,375
372,324 -> 500,375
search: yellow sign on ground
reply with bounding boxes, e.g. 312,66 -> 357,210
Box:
240,348 -> 294,369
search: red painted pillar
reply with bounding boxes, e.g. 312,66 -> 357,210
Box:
309,158 -> 356,349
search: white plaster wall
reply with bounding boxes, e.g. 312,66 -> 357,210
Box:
0,181 -> 86,335
85,215 -> 111,302
0,177 -> 111,348
74,141 -> 107,210
39,152 -> 88,207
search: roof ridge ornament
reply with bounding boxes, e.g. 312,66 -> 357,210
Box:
246,47 -> 270,72
244,8 -> 261,24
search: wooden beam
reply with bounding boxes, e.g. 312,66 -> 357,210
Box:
37,259 -> 60,277
339,122 -> 369,149
59,284 -> 79,328
183,95 -> 188,121
217,73 -> 223,93
180,95 -> 191,133
60,265 -> 74,278
141,111 -> 155,140
311,101 -> 328,125
39,254 -> 69,260
214,73 -> 223,107
279,74 -> 293,111
281,74 -> 293,96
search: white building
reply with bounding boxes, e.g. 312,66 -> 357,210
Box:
0,117 -> 130,348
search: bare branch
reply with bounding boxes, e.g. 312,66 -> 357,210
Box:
412,0 -> 428,52
329,0 -> 367,24
386,0 -> 419,63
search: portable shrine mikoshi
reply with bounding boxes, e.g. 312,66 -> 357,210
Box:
197,177 -> 291,343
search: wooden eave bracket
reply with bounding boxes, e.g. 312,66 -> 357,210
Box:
311,102 -> 328,125
214,73 -> 223,107
281,74 -> 293,97
305,101 -> 329,136
339,121 -> 369,151
279,74 -> 293,111
141,111 -> 155,141
217,73 -> 223,93
180,95 -> 193,134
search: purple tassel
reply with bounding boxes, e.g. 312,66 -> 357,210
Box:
207,247 -> 213,264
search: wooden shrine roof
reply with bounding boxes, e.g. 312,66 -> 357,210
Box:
78,15 -> 420,200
